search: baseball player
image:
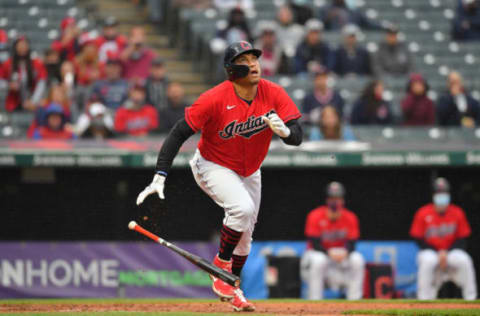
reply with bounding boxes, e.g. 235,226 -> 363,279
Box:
410,177 -> 477,300
301,182 -> 365,300
136,41 -> 302,311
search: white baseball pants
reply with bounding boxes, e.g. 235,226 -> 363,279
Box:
301,250 -> 365,300
189,150 -> 261,256
417,249 -> 477,300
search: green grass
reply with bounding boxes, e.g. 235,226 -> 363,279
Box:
344,309 -> 480,316
0,313 -> 273,316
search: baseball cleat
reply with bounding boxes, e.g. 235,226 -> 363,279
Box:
211,255 -> 235,299
230,288 -> 255,312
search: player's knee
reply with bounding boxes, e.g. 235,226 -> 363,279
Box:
418,251 -> 438,270
349,252 -> 365,270
448,250 -> 473,269
237,200 -> 256,221
309,252 -> 329,270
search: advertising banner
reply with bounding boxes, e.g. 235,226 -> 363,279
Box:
0,242 -> 217,298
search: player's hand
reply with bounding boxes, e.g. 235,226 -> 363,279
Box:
263,113 -> 291,138
438,250 -> 448,270
328,248 -> 347,263
136,174 -> 165,205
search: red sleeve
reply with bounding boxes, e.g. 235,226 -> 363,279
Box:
410,208 -> 426,239
51,40 -> 62,52
0,59 -> 11,79
305,209 -> 321,237
114,108 -> 127,132
347,212 -> 360,240
184,92 -> 213,132
274,86 -> 301,123
456,208 -> 471,238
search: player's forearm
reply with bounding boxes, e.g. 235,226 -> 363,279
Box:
155,119 -> 195,176
449,238 -> 467,251
308,237 -> 326,253
415,238 -> 436,251
281,119 -> 303,146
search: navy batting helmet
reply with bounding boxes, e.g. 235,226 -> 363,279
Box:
224,41 -> 262,80
326,181 -> 345,198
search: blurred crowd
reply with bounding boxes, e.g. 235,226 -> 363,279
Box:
205,0 -> 480,141
2,0 -> 480,141
0,15 -> 188,140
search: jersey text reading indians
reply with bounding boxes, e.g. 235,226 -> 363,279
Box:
219,110 -> 276,139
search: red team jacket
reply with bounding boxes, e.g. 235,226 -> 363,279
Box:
114,104 -> 158,136
185,79 -> 301,177
304,206 -> 360,250
410,203 -> 471,250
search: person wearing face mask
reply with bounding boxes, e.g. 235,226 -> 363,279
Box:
120,27 -> 156,81
114,83 -> 158,136
410,177 -> 476,300
301,182 -> 365,300
96,16 -> 128,62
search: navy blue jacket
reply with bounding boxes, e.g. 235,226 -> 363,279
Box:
436,92 -> 480,126
333,46 -> 372,76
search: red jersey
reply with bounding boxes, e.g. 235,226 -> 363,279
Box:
114,104 -> 158,136
410,203 -> 471,250
304,206 -> 360,250
185,79 -> 301,177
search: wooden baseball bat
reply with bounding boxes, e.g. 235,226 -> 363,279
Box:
128,221 -> 240,287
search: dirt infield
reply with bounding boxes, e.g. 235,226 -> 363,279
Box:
1,301 -> 479,315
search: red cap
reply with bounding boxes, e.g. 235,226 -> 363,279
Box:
61,17 -> 76,31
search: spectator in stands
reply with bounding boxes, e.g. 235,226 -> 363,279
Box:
373,26 -> 413,77
159,82 -> 188,132
60,61 -> 76,99
1,36 -> 47,112
276,6 -> 305,53
74,37 -> 104,87
302,68 -> 344,120
301,182 -> 364,300
289,0 -> 314,25
309,105 -> 356,141
333,24 -> 372,77
96,16 -> 128,62
44,49 -> 62,88
254,21 -> 288,76
437,71 -> 480,127
453,0 -> 480,41
410,177 -> 476,300
32,103 -> 74,139
217,8 -> 253,44
114,83 -> 158,136
27,83 -> 73,137
319,0 -> 381,31
120,27 -> 156,81
90,58 -> 128,110
51,17 -> 81,62
401,73 -> 435,126
351,80 -> 393,125
213,0 -> 254,13
145,57 -> 169,111
74,102 -> 114,139
294,19 -> 333,74
0,29 -> 8,63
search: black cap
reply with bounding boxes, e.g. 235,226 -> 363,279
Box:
326,181 -> 345,198
104,16 -> 118,27
433,177 -> 450,193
